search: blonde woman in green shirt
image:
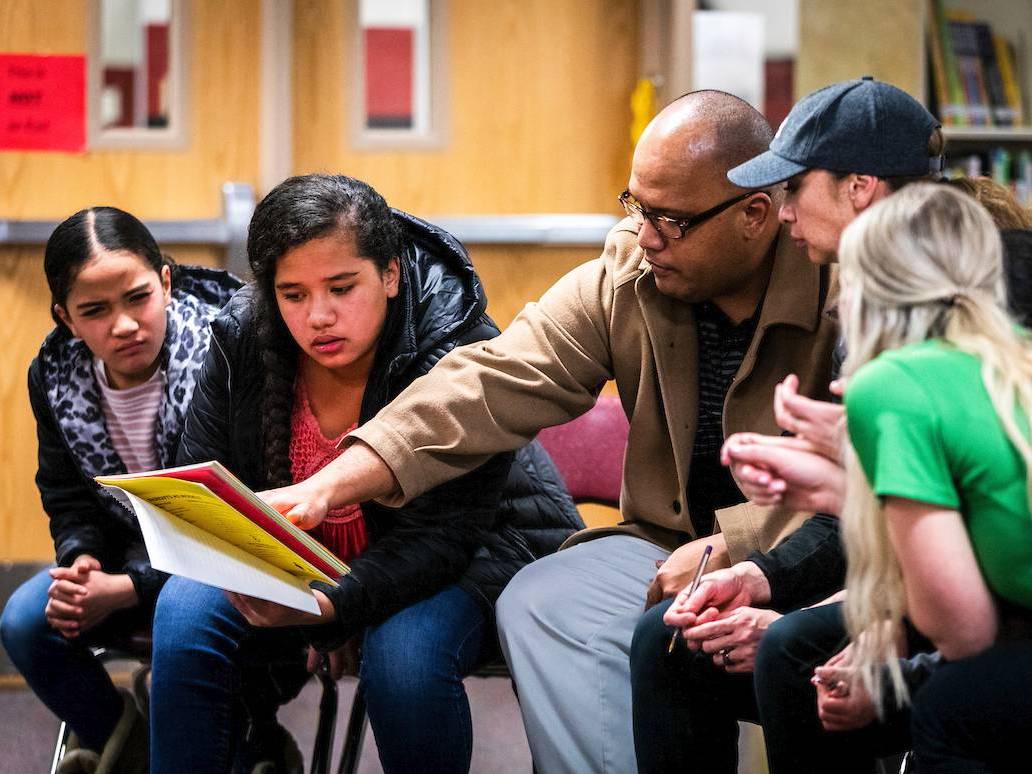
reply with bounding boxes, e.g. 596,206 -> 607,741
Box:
839,182 -> 1032,773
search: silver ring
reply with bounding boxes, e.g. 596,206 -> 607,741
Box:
720,648 -> 732,667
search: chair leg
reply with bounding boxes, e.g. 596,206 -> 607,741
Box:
131,665 -> 151,722
336,687 -> 367,774
310,672 -> 338,774
50,721 -> 70,774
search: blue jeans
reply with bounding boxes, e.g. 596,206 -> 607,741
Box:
149,577 -> 309,774
0,569 -> 140,751
360,583 -> 488,774
150,578 -> 488,774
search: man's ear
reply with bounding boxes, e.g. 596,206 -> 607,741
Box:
740,191 -> 775,238
54,304 -> 78,338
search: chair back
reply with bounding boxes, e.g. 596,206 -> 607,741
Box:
536,395 -> 628,506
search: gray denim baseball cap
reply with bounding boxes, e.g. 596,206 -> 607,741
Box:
728,77 -> 942,188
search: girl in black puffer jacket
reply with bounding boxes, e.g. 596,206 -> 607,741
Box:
0,207 -> 240,773
149,174 -> 581,774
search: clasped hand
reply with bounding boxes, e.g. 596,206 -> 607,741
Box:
45,554 -> 138,638
663,566 -> 779,673
721,432 -> 846,514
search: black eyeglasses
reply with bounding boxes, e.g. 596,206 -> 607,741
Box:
618,189 -> 766,240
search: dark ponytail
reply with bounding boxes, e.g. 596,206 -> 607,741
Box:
246,174 -> 403,487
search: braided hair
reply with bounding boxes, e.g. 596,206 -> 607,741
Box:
246,174 -> 403,487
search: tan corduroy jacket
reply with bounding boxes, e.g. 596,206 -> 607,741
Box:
351,219 -> 839,563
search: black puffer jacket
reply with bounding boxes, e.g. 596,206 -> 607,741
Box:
177,211 -> 582,645
28,265 -> 243,607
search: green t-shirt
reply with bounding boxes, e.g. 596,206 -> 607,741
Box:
846,339 -> 1032,610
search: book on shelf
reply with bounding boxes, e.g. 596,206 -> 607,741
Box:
926,1 -> 1027,128
947,15 -> 992,126
97,461 -> 350,614
928,0 -> 968,125
972,21 -> 1017,127
994,33 -> 1025,126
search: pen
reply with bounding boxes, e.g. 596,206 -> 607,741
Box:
667,544 -> 712,654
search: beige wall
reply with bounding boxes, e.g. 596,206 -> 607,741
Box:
0,0 -> 262,561
293,0 -> 639,215
292,0 -> 638,405
796,0 -> 924,100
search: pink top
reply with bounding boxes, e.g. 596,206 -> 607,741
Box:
289,380 -> 368,563
93,357 -> 163,473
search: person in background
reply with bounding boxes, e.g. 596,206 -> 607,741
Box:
148,174 -> 580,774
946,175 -> 1032,230
0,207 -> 240,774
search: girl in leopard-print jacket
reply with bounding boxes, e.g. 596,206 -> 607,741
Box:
0,206 -> 240,766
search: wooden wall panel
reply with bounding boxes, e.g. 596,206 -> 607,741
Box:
796,0 -> 924,100
0,248 -> 60,561
0,0 -> 261,561
467,245 -> 602,328
292,0 -> 638,215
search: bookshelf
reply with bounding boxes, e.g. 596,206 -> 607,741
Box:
926,0 -> 1032,202
943,127 -> 1032,143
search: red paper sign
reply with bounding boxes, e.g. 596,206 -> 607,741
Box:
0,54 -> 86,152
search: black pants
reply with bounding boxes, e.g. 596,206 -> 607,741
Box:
910,639 -> 1032,773
630,600 -> 910,774
755,603 -> 911,774
631,599 -> 758,773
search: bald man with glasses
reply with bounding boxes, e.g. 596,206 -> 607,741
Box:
263,90 -> 839,773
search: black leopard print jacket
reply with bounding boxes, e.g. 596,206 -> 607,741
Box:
27,265 -> 241,607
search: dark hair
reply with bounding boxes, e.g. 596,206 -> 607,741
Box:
44,206 -> 172,327
246,173 -> 403,487
1003,229 -> 1032,328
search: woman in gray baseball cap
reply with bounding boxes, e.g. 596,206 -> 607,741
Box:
729,76 -> 945,266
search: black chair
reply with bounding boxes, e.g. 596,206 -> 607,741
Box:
47,629 -> 340,774
48,631 -> 152,774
